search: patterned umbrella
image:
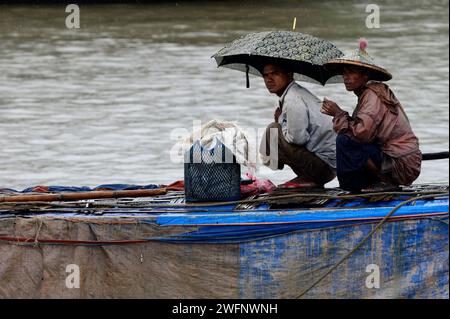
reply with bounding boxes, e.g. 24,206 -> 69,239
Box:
212,31 -> 344,86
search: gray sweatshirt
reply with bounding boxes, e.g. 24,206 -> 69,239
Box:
278,81 -> 336,168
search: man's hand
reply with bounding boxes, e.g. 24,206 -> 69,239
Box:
321,98 -> 344,117
274,107 -> 282,122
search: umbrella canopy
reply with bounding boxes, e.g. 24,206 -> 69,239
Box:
212,31 -> 344,86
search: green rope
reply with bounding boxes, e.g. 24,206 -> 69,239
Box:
295,191 -> 449,299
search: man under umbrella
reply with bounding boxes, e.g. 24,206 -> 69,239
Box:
259,61 -> 337,188
213,31 -> 345,188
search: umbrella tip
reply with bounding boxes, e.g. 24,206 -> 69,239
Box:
292,17 -> 297,31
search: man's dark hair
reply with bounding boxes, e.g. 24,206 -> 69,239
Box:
258,60 -> 294,76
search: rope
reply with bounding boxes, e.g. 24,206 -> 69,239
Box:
295,191 -> 449,299
0,236 -> 148,246
33,218 -> 43,246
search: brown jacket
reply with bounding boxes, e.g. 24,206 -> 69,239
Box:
333,81 -> 421,185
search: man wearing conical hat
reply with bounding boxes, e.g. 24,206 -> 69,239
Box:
321,39 -> 422,192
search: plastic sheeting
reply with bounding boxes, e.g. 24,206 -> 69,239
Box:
239,216 -> 449,298
181,119 -> 257,173
0,212 -> 448,298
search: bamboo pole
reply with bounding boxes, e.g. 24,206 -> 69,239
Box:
0,188 -> 167,203
422,151 -> 449,160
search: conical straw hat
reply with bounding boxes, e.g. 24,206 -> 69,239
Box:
325,38 -> 392,81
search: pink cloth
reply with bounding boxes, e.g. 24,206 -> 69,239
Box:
240,173 -> 276,197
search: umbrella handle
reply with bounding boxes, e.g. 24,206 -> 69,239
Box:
246,64 -> 250,88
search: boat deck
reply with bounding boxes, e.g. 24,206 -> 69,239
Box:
1,184 -> 448,243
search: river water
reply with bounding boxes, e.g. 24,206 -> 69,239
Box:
0,0 -> 448,189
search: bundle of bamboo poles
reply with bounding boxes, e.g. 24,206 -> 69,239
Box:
0,188 -> 167,203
